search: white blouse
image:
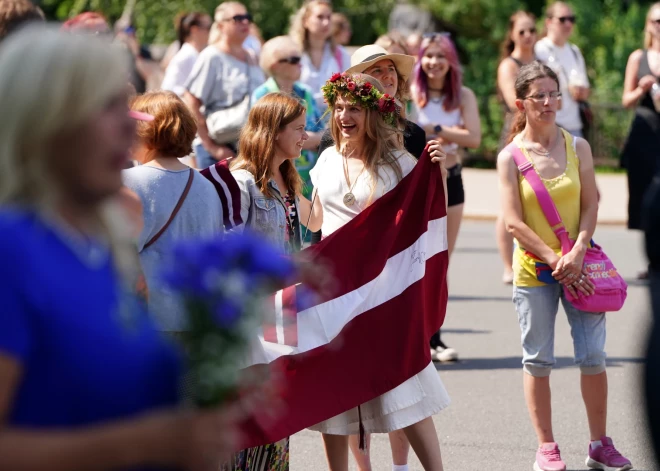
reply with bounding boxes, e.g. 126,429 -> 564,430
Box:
309,147 -> 417,236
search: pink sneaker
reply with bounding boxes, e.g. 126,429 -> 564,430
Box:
534,442 -> 567,471
586,436 -> 632,471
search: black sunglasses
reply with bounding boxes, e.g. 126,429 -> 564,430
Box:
556,15 -> 576,24
278,56 -> 302,65
224,13 -> 253,24
423,32 -> 451,40
519,27 -> 537,36
651,18 -> 660,25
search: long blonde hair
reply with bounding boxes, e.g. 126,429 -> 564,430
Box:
289,0 -> 337,53
645,3 -> 660,49
209,1 -> 245,44
0,26 -> 138,282
230,93 -> 304,198
327,74 -> 405,201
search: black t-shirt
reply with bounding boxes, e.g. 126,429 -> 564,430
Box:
317,120 -> 427,159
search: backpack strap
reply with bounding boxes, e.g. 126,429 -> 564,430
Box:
144,168 -> 195,249
505,141 -> 573,254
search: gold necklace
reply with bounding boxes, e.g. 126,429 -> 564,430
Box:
523,127 -> 560,157
342,148 -> 365,207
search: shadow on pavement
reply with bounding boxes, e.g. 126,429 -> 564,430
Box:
441,328 -> 491,334
454,247 -> 500,254
449,295 -> 512,302
434,356 -> 644,371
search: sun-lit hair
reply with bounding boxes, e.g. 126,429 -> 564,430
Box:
230,92 -> 304,198
130,91 -> 197,159
645,3 -> 660,48
289,0 -> 336,54
0,26 -> 128,207
327,73 -> 405,202
61,11 -> 109,32
412,33 -> 462,111
259,35 -> 301,75
500,10 -> 536,61
0,0 -> 44,41
209,1 -> 245,44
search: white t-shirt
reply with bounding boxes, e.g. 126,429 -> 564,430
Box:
534,37 -> 589,131
300,43 -> 350,113
161,42 -> 199,97
413,95 -> 463,154
309,147 -> 417,236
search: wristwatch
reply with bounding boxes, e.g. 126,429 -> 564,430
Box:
434,124 -> 443,134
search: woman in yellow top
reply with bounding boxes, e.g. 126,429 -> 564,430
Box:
497,62 -> 632,471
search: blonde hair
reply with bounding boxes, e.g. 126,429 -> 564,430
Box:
289,0 -> 336,53
645,3 -> 660,48
259,35 -> 301,75
327,74 -> 405,203
209,1 -> 245,44
0,26 -> 139,284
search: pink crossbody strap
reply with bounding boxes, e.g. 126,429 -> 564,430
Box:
505,141 -> 573,254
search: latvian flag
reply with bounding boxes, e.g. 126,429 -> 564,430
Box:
241,148 -> 449,448
200,160 -> 243,230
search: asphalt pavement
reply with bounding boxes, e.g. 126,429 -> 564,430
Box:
290,221 -> 656,471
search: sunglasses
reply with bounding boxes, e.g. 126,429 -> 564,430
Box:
518,27 -> 537,36
651,18 -> 660,25
278,56 -> 302,65
422,32 -> 451,42
555,15 -> 576,24
224,13 -> 253,24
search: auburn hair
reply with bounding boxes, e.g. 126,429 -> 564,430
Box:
412,34 -> 462,111
231,93 -> 304,198
130,91 -> 197,159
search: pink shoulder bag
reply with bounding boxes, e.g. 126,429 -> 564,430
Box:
505,140 -> 627,313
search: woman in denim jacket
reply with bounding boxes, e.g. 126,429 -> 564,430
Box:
230,92 -> 309,255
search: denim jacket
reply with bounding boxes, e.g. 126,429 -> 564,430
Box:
231,169 -> 301,253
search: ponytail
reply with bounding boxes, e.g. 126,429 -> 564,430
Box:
506,110 -> 526,144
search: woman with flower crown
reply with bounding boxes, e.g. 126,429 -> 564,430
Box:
297,72 -> 449,471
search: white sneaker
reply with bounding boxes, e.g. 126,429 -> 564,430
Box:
435,346 -> 458,362
430,348 -> 441,362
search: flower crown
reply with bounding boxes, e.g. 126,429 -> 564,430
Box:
321,73 -> 399,126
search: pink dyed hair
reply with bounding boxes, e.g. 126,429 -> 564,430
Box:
412,33 -> 462,111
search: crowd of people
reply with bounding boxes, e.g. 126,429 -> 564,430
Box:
1,0 -> 659,470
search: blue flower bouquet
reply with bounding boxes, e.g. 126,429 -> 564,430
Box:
162,232 -> 294,407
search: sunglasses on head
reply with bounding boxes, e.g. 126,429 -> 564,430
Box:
555,15 -> 576,24
224,13 -> 252,23
518,27 -> 537,36
423,32 -> 451,41
278,56 -> 302,65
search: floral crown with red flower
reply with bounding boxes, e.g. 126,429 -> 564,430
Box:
321,73 -> 400,126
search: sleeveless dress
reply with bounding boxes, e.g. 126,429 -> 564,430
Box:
621,49 -> 660,230
306,148 -> 451,434
513,129 -> 582,287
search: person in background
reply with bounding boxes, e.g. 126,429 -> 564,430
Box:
498,61 -> 632,471
123,91 -> 223,333
406,33 -> 423,58
412,32 -> 481,363
0,26 -> 249,471
289,0 -> 350,113
243,22 -> 264,58
331,12 -> 351,47
161,12 -> 212,97
376,32 -> 409,56
0,0 -> 43,41
184,1 -> 264,168
496,10 -> 538,285
252,35 -> 324,201
534,1 -> 589,139
621,2 -> 660,280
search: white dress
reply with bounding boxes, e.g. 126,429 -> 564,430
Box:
307,147 -> 451,434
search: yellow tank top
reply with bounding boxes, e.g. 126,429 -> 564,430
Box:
513,129 -> 581,287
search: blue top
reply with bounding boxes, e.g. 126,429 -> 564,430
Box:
0,209 -> 182,470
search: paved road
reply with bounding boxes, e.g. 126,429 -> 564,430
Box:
290,221 -> 656,471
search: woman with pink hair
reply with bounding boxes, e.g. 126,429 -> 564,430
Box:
411,33 -> 481,363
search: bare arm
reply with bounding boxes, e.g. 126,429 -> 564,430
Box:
183,92 -> 234,161
497,59 -> 519,112
435,87 -> 482,148
497,149 -> 560,269
622,50 -> 655,108
297,190 -> 323,233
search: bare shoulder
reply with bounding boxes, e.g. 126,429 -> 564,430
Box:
628,48 -> 644,64
498,58 -> 518,75
460,86 -> 477,101
574,135 -> 593,159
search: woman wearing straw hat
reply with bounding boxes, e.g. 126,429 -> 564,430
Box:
318,44 -> 426,160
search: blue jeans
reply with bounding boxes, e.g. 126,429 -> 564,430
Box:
194,143 -> 216,170
513,284 -> 607,377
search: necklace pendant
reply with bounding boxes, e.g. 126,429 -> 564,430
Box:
343,192 -> 356,207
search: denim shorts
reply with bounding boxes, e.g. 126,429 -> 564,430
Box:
513,284 -> 607,377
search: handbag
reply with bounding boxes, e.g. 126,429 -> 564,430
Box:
506,141 -> 627,313
206,51 -> 255,145
144,169 -> 195,249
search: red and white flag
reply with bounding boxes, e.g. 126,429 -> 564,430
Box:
241,149 -> 449,447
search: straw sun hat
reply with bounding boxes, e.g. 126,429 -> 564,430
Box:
344,44 -> 415,82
